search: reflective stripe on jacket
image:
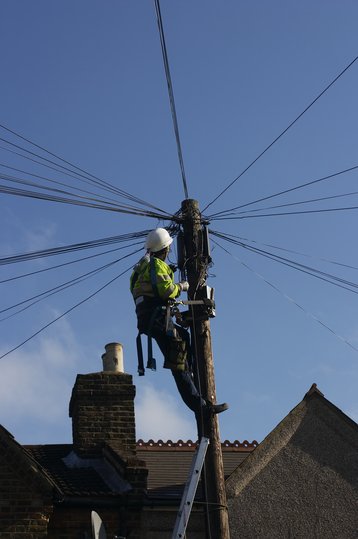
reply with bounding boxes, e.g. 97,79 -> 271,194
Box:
130,255 -> 181,301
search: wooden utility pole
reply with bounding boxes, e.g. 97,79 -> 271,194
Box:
181,199 -> 230,539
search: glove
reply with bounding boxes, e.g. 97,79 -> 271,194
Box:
178,281 -> 189,292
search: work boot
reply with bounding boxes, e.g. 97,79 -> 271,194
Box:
208,402 -> 229,415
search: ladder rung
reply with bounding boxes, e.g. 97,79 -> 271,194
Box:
172,437 -> 209,539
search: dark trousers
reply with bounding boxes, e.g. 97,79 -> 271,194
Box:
137,308 -> 205,414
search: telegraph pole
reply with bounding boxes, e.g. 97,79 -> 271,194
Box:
181,199 -> 230,539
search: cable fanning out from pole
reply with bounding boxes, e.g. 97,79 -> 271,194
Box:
154,0 -> 189,199
203,54 -> 358,214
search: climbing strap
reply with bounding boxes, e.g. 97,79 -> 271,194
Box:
137,305 -> 163,376
136,333 -> 145,376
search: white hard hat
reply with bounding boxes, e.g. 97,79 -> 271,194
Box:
145,228 -> 173,253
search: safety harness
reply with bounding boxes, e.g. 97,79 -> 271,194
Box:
132,256 -> 215,376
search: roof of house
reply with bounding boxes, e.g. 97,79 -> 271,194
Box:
25,444 -> 131,499
22,438 -> 257,502
0,424 -> 59,496
136,439 -> 258,500
226,383 -> 358,499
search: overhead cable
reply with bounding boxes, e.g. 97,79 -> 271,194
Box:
0,144 -> 129,202
0,172 -> 155,213
208,164 -> 358,218
0,183 -> 173,220
210,230 -> 358,295
154,0 -> 189,199
0,135 -> 146,205
0,265 -> 134,360
0,269 -> 104,323
211,204 -> 358,221
212,238 -> 358,353
0,249 -> 140,315
0,143 -> 159,211
0,241 -> 143,284
215,190 -> 358,218
0,248 -> 141,321
214,231 -> 358,272
203,55 -> 358,213
0,230 -> 149,266
0,162 -> 131,207
0,128 -> 170,215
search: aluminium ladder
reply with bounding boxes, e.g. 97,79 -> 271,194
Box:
172,437 -> 210,539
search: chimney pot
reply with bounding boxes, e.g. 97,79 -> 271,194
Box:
102,342 -> 124,373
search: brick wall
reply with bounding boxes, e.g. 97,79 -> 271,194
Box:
48,504 -> 146,539
48,506 -> 117,539
0,444 -> 53,538
69,372 -> 137,457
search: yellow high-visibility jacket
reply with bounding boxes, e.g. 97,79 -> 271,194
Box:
130,254 -> 181,301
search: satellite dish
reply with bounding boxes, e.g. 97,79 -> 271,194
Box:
91,511 -> 107,539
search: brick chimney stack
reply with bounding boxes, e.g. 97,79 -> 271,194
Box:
69,343 -> 136,457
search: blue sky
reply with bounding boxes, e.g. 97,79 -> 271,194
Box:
1,1 -> 358,446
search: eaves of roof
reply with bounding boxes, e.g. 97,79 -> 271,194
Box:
225,384 -> 358,497
0,424 -> 60,496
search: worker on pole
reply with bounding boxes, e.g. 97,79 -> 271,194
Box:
130,227 -> 228,416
